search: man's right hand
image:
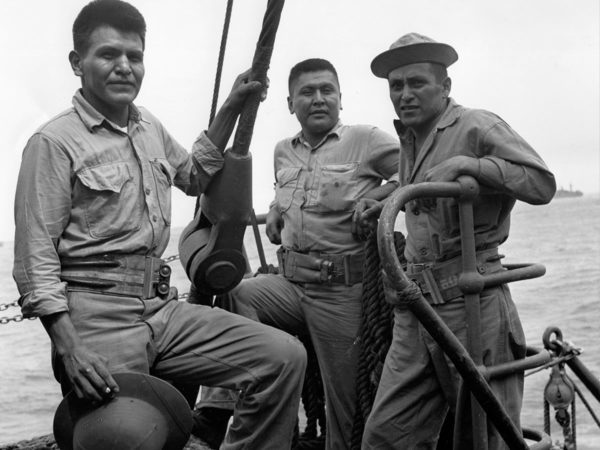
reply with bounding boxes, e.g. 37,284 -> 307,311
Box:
352,198 -> 383,240
41,312 -> 119,403
61,345 -> 119,403
266,206 -> 284,245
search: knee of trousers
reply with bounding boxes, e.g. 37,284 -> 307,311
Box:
268,333 -> 307,379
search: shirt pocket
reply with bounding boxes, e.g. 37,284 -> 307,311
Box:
76,162 -> 141,238
317,162 -> 359,211
275,167 -> 301,212
149,158 -> 175,225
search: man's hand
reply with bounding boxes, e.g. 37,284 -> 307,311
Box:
207,69 -> 268,150
61,345 -> 119,403
266,206 -> 284,245
352,198 -> 383,240
423,155 -> 479,182
224,69 -> 268,113
41,312 -> 119,403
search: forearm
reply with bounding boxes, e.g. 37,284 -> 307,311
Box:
40,311 -> 83,357
205,99 -> 242,151
362,180 -> 399,201
478,156 -> 556,204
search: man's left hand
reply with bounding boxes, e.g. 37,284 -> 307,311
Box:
225,69 -> 269,112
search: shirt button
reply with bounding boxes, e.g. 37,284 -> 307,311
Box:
145,187 -> 151,195
412,207 -> 420,216
152,215 -> 158,222
308,167 -> 313,172
420,248 -> 428,256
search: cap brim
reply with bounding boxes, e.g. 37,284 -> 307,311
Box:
371,42 -> 458,78
54,372 -> 192,450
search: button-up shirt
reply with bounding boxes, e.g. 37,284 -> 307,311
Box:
273,121 -> 399,255
396,98 -> 556,263
14,90 -> 224,317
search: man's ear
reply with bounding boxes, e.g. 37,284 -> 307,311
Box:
69,50 -> 83,77
339,92 -> 343,110
442,76 -> 452,98
287,96 -> 294,114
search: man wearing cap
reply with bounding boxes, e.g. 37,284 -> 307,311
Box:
360,33 -> 556,449
13,0 -> 307,448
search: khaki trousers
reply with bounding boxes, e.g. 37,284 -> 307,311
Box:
362,285 -> 525,450
199,274 -> 363,450
53,290 -> 307,450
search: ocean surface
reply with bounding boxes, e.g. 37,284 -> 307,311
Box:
1,195 -> 599,447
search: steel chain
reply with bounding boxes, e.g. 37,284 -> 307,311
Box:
0,300 -> 19,311
1,293 -> 190,325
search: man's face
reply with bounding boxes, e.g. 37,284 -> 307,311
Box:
288,70 -> 341,141
70,25 -> 145,120
387,63 -> 450,132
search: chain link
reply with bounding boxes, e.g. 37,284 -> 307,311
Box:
1,290 -> 189,325
0,300 -> 19,311
164,254 -> 180,263
1,315 -> 36,324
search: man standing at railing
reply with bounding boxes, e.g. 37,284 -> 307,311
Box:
359,33 -> 556,449
194,58 -> 399,449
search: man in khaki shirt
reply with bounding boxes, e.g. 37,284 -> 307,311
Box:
13,1 -> 306,447
361,33 -> 555,450
195,58 -> 399,449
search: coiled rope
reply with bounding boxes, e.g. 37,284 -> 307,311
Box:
350,230 -> 405,448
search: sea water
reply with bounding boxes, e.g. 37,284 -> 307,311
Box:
1,195 -> 599,447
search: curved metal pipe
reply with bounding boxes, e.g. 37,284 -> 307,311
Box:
377,177 -> 528,449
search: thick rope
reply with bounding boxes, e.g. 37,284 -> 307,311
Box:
350,230 -> 405,448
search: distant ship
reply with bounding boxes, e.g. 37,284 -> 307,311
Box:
554,184 -> 583,199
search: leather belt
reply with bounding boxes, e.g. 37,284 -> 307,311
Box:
277,248 -> 364,286
60,254 -> 171,299
406,248 -> 503,305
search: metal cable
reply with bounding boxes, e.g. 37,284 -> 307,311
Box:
209,0 -> 235,125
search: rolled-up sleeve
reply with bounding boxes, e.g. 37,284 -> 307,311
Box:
190,131 -> 225,192
13,134 -> 72,318
478,121 -> 556,205
365,127 -> 400,181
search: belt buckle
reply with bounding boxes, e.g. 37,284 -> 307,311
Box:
143,257 -> 171,299
320,259 -> 333,283
408,262 -> 431,275
408,264 -> 446,305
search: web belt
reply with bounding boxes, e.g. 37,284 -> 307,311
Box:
406,248 -> 504,305
60,254 -> 171,299
277,247 -> 364,286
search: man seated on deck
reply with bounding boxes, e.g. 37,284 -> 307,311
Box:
357,33 -> 556,449
12,1 -> 307,448
193,58 -> 400,449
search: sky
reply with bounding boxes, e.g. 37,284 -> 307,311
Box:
0,0 -> 598,242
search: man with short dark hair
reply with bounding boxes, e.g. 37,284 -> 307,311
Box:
360,33 -> 556,449
195,58 -> 400,449
13,1 -> 307,448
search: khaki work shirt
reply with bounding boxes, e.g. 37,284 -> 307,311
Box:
14,91 -> 223,317
273,121 -> 399,255
397,99 -> 556,263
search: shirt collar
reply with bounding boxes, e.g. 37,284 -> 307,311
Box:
72,89 -> 149,132
393,98 -> 462,138
291,119 -> 343,148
